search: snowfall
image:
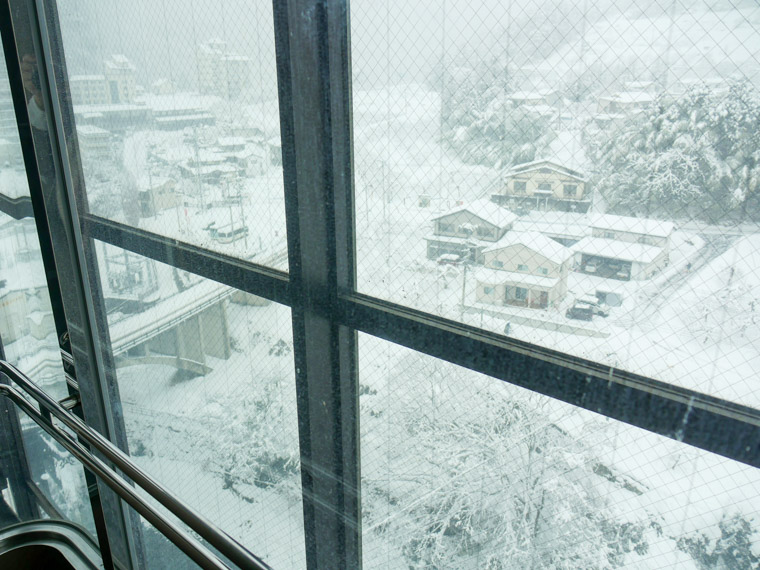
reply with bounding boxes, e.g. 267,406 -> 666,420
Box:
3,6 -> 760,561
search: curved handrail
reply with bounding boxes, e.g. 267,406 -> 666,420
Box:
0,360 -> 271,570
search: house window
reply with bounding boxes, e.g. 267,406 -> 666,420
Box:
604,231 -> 615,239
513,181 -> 527,194
515,287 -> 528,300
439,222 -> 454,232
537,183 -> 551,192
538,267 -> 549,275
492,260 -> 504,268
476,226 -> 493,238
517,264 -> 529,271
484,286 -> 494,294
563,184 -> 577,197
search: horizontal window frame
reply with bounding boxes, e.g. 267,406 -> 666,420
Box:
81,214 -> 760,469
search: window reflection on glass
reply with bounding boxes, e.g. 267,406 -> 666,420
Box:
91,242 -> 305,568
350,0 -> 760,409
56,0 -> 287,270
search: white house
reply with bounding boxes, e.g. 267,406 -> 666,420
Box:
572,236 -> 668,281
474,232 -> 573,309
590,214 -> 674,250
572,214 -> 674,280
425,200 -> 517,262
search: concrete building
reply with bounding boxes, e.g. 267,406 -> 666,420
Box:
104,55 -> 137,104
69,75 -> 110,106
197,39 -> 251,99
76,125 -> 113,162
494,159 -> 591,213
475,232 -> 573,309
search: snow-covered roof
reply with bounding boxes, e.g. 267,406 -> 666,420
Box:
572,236 -> 664,264
155,113 -> 214,123
614,91 -> 655,103
505,159 -> 585,181
424,235 -> 483,246
590,214 -> 674,238
221,54 -> 249,62
217,137 -> 246,147
432,199 -> 517,229
70,74 -> 106,82
508,90 -> 556,101
513,211 -> 590,239
76,125 -> 110,136
483,231 -> 573,265
136,175 -> 173,190
472,267 -> 559,290
105,54 -> 135,71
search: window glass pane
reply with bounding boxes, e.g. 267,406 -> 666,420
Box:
350,0 -> 760,407
359,334 -> 760,568
92,242 -> 304,568
55,1 -> 287,271
17,420 -> 96,536
0,212 -> 69,399
0,57 -> 68,399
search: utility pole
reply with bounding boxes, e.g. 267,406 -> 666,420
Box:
460,261 -> 468,315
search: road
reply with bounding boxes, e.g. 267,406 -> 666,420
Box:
613,233 -> 737,332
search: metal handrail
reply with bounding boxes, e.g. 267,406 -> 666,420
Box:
0,360 -> 272,570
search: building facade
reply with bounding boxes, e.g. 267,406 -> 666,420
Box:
104,55 -> 136,104
494,160 -> 591,213
475,232 -> 572,309
197,39 -> 251,99
425,200 -> 517,262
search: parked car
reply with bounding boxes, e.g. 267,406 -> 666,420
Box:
566,303 -> 594,321
577,294 -> 610,317
437,254 -> 462,266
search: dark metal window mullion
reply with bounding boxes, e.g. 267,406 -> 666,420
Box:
274,0 -> 361,568
0,1 -> 118,565
7,0 -> 145,567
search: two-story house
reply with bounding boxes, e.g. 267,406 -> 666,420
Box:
493,160 -> 591,213
572,214 -> 674,280
425,200 -> 517,262
474,232 -> 573,309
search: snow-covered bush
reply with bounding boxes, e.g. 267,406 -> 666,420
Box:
587,80 -> 760,222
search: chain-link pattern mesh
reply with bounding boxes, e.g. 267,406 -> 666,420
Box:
359,333 -> 760,568
351,1 -> 760,568
93,242 -> 304,569
56,0 -> 287,271
351,0 -> 760,409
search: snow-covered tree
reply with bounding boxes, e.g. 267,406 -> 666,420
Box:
587,80 -> 760,222
677,513 -> 760,570
437,60 -> 555,169
361,353 -> 655,569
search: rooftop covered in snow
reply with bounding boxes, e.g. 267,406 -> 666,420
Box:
590,214 -> 674,238
483,231 -> 573,265
504,159 -> 586,181
572,236 -> 664,264
432,199 -> 517,229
